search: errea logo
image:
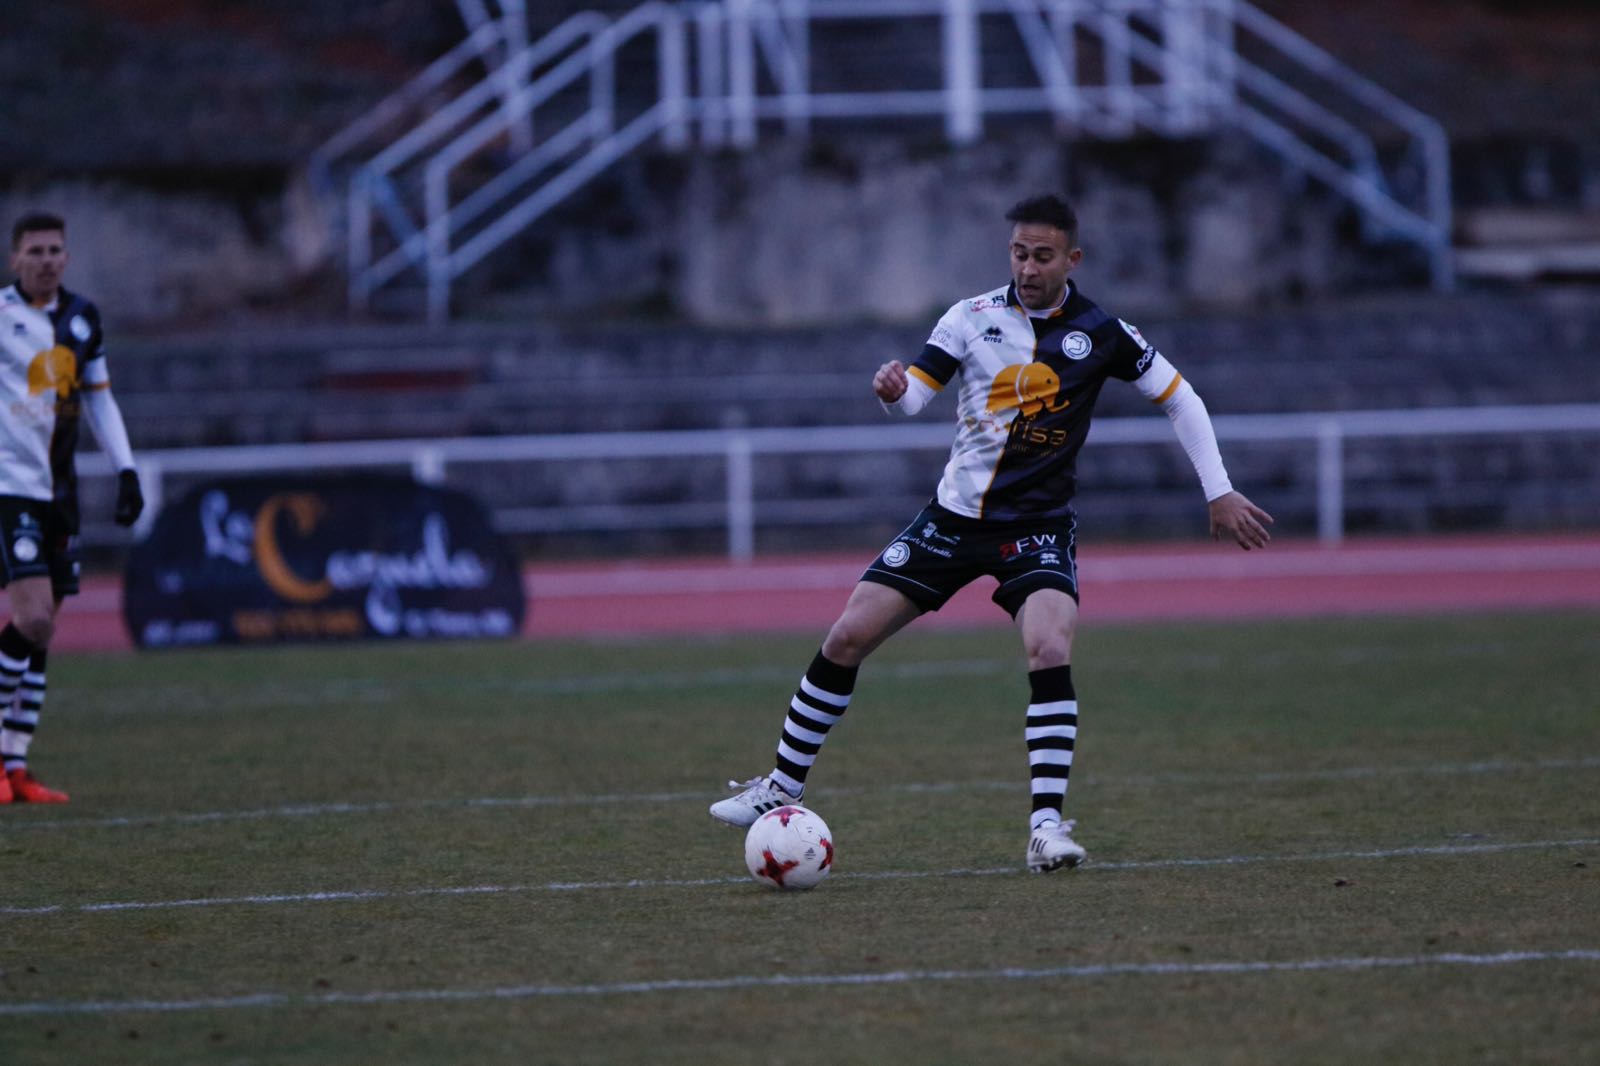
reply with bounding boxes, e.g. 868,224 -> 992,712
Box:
981,326 -> 1004,344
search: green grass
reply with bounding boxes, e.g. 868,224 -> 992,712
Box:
1,612 -> 1598,1064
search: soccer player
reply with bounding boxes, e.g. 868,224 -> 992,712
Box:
710,194 -> 1273,872
0,212 -> 144,804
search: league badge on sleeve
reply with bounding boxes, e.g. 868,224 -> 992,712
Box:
1118,318 -> 1153,352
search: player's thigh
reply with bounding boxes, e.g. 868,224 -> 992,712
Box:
1014,587 -> 1079,669
822,581 -> 923,665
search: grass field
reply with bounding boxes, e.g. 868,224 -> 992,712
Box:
1,611 -> 1597,1064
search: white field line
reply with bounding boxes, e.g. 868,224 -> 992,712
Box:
2,948 -> 1597,1017
9,755 -> 1599,834
524,542 -> 1600,597
2,836 -> 1595,918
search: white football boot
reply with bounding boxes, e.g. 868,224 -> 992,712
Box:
709,775 -> 802,827
1027,819 -> 1087,873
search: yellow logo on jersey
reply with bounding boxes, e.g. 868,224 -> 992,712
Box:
27,345 -> 79,398
986,362 -> 1069,417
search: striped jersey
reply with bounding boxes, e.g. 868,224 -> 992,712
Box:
888,280 -> 1184,520
0,282 -> 110,525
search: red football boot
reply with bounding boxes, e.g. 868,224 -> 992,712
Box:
0,770 -> 11,804
6,768 -> 68,804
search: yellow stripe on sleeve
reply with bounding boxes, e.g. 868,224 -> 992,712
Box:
907,365 -> 945,393
1152,372 -> 1183,405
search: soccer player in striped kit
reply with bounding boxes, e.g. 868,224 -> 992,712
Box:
711,195 -> 1273,871
0,212 -> 144,804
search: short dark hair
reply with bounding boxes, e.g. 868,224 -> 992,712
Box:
1005,195 -> 1077,244
12,212 -> 65,250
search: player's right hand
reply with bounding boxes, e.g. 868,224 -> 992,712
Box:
874,360 -> 909,403
1208,490 -> 1273,550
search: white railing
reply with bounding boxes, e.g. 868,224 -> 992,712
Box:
318,0 -> 1453,321
86,404 -> 1600,556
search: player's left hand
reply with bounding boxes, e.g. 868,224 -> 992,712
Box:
115,468 -> 144,527
1209,491 -> 1273,550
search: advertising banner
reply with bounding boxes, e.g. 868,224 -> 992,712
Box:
123,476 -> 526,648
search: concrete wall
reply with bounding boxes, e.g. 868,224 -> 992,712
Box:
0,176 -> 329,325
506,131 -> 1366,326
5,130 -> 1394,327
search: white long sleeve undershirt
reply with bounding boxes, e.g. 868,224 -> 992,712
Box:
1136,356 -> 1233,502
81,387 -> 136,471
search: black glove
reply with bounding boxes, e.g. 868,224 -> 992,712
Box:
114,468 -> 144,527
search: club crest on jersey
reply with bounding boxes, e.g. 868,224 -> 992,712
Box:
69,315 -> 92,342
1061,331 -> 1092,360
882,542 -> 911,568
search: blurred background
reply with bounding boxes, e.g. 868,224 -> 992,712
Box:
7,0 -> 1599,569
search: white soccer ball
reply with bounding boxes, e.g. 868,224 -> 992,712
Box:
743,804 -> 834,890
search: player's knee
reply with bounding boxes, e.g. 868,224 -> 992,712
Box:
820,620 -> 871,667
13,613 -> 53,649
1024,632 -> 1072,671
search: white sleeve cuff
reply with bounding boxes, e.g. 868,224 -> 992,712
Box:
881,375 -> 938,417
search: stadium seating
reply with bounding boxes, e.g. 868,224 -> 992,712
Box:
101,289 -> 1600,548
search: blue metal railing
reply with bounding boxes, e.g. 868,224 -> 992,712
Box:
314,0 -> 1453,321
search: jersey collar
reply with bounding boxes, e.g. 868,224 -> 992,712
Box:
6,280 -> 60,313
1007,280 -> 1073,319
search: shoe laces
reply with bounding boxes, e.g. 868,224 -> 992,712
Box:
725,775 -> 795,800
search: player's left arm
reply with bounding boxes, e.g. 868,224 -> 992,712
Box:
1123,339 -> 1273,550
79,354 -> 143,526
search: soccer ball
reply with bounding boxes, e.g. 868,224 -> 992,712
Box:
743,805 -> 834,890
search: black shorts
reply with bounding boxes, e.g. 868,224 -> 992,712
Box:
860,501 -> 1078,617
0,496 -> 80,598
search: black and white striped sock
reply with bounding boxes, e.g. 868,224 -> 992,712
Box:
2,650 -> 47,772
1026,665 -> 1077,830
770,651 -> 857,797
0,625 -> 36,772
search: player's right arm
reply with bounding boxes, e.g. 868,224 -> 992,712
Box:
879,307 -> 967,417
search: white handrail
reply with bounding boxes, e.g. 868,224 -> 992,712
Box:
92,403 -> 1600,556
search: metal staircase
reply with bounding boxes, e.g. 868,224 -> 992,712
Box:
312,0 -> 1453,323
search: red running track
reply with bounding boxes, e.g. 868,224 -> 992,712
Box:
47,533 -> 1600,653
520,533 -> 1600,638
